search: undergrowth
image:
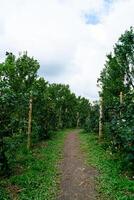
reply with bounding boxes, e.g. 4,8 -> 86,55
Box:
0,130 -> 68,200
80,132 -> 134,200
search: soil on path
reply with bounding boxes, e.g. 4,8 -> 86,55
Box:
58,130 -> 98,200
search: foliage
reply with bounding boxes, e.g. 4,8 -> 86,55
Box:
97,27 -> 134,173
0,52 -> 91,175
84,101 -> 99,133
0,52 -> 39,175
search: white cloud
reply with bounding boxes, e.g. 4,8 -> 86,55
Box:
0,0 -> 134,101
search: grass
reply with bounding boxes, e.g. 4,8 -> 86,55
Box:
79,132 -> 134,200
0,130 -> 68,200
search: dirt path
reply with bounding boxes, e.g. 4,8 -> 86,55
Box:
58,130 -> 98,200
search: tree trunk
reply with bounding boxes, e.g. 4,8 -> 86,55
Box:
119,91 -> 123,116
27,97 -> 32,150
76,112 -> 80,128
120,91 -> 123,104
58,106 -> 62,129
99,96 -> 103,139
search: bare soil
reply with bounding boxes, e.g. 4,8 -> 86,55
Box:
58,130 -> 98,200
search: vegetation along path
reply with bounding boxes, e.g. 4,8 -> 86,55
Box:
58,130 -> 98,200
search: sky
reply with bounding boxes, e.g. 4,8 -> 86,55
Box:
0,0 -> 134,101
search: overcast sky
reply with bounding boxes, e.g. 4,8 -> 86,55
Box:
0,0 -> 134,100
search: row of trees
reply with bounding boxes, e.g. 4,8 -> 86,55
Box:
0,52 -> 91,175
97,28 -> 134,172
1,28 -> 133,176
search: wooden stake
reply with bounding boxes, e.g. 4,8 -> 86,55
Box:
99,96 -> 103,139
120,91 -> 123,104
58,106 -> 62,129
27,97 -> 32,150
119,91 -> 123,117
76,112 -> 80,128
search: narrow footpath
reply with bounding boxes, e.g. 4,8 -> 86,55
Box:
58,130 -> 98,200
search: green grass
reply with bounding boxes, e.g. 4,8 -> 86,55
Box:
0,130 -> 68,200
79,132 -> 134,200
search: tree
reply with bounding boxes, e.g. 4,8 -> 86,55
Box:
97,27 -> 134,172
0,52 -> 39,173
